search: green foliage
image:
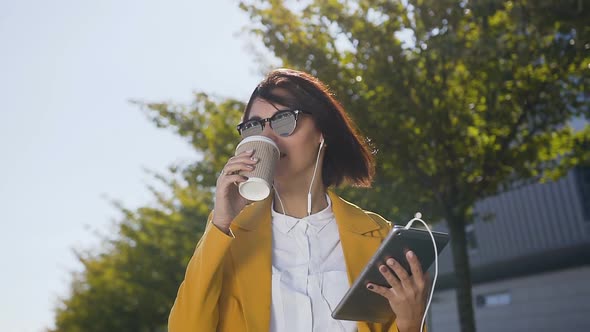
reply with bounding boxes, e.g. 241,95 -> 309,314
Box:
237,1 -> 588,331
51,96 -> 244,332
52,1 -> 589,332
52,175 -> 212,332
239,0 -> 589,221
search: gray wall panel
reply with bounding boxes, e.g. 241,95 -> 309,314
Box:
433,170 -> 589,275
565,172 -> 588,237
429,266 -> 590,332
525,183 -> 549,250
428,170 -> 590,332
508,188 -> 530,253
556,178 -> 578,242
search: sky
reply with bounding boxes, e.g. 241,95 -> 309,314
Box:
0,1 -> 265,331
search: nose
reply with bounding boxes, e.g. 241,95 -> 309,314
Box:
261,123 -> 279,143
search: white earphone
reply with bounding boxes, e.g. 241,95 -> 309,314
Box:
307,136 -> 325,216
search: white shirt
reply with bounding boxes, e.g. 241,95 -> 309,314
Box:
270,195 -> 357,332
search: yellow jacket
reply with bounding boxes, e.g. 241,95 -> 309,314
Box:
169,191 -> 403,332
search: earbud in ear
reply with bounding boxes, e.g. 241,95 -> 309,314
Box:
319,137 -> 325,149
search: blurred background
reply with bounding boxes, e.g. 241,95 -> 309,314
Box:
1,1 -> 261,331
1,1 -> 588,332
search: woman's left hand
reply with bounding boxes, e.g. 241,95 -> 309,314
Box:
366,250 -> 429,332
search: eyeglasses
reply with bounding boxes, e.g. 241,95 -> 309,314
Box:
237,109 -> 311,138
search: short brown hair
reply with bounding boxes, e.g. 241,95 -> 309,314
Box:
243,68 -> 375,188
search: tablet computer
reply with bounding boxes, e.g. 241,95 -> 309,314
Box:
331,226 -> 449,323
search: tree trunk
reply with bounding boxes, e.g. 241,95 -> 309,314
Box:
447,215 -> 477,332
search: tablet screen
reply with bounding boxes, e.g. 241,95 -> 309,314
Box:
331,226 -> 449,323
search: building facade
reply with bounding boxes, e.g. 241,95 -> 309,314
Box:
428,167 -> 590,332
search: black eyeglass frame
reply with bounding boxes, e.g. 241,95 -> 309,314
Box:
236,109 -> 311,137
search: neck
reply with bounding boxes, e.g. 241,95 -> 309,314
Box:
273,180 -> 328,219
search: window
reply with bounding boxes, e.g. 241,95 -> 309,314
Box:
476,291 -> 511,308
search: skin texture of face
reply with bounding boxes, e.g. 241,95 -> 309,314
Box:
246,96 -> 324,193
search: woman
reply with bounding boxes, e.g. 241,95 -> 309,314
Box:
168,69 -> 429,332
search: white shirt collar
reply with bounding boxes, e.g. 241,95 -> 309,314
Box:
271,194 -> 333,235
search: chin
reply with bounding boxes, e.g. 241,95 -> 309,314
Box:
273,164 -> 294,184
273,170 -> 287,182
274,157 -> 286,173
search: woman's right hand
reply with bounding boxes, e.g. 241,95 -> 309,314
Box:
211,149 -> 258,234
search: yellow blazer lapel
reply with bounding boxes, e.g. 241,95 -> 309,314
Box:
229,197 -> 273,332
328,191 -> 388,285
227,192 -> 390,331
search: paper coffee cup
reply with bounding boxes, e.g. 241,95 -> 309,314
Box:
235,135 -> 280,201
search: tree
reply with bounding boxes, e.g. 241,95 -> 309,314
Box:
238,0 -> 589,331
51,95 -> 245,331
51,1 -> 589,331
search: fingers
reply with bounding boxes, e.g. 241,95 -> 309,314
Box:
366,282 -> 394,301
386,257 -> 413,290
406,250 -> 425,288
422,272 -> 431,298
219,150 -> 257,179
222,161 -> 255,176
368,256 -> 425,302
228,149 -> 257,165
378,263 -> 402,294
368,252 -> 431,322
